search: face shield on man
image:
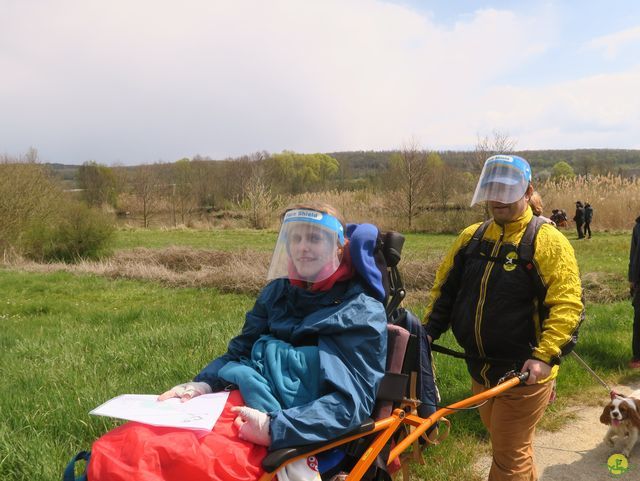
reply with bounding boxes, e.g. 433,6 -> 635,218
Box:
470,155 -> 532,206
266,209 -> 345,284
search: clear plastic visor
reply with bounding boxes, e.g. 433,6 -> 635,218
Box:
266,222 -> 342,283
470,163 -> 529,206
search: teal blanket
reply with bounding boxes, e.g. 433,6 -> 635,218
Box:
218,335 -> 324,412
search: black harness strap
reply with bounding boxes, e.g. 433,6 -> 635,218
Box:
436,215 -> 550,365
464,219 -> 492,258
518,215 -> 546,269
465,215 -> 547,268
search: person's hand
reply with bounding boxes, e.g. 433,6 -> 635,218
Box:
157,381 -> 212,402
231,406 -> 271,446
520,359 -> 552,385
427,335 -> 433,344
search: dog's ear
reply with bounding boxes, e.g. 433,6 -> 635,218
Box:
629,400 -> 640,428
600,404 -> 612,425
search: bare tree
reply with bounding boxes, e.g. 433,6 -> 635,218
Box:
221,151 -> 268,203
130,164 -> 162,228
388,140 -> 432,229
244,163 -> 278,229
425,153 -> 462,209
470,130 -> 517,173
170,159 -> 197,225
191,160 -> 218,211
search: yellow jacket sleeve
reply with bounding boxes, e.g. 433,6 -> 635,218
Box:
530,224 -> 584,364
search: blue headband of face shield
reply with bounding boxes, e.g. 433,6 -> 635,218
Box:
482,155 -> 531,184
283,209 -> 345,246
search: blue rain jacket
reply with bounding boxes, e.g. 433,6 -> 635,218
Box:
194,278 -> 387,450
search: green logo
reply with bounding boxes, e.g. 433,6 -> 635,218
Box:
607,453 -> 629,476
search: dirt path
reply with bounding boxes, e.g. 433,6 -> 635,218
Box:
475,383 -> 640,480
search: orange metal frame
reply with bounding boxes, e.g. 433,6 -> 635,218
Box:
258,374 -> 525,481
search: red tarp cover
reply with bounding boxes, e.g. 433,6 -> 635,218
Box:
88,391 -> 267,481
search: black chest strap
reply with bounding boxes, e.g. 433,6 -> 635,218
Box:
465,215 -> 548,266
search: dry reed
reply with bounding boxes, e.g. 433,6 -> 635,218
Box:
3,246 -> 441,297
3,243 -> 625,304
539,174 -> 640,230
4,247 -> 270,295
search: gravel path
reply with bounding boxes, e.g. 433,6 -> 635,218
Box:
475,383 -> 640,480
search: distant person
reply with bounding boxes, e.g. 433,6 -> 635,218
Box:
584,203 -> 593,238
550,209 -> 568,228
558,209 -> 568,227
628,216 -> 640,369
573,201 -> 585,239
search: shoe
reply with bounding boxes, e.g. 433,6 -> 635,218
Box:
628,359 -> 640,369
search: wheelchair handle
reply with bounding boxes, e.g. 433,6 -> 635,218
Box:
497,369 -> 529,385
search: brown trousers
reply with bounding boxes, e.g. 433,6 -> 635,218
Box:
472,379 -> 553,481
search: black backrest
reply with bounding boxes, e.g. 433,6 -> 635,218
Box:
377,231 -> 406,318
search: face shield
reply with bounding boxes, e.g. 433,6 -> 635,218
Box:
470,155 -> 532,206
266,209 -> 345,283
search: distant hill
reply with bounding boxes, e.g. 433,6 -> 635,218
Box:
45,148 -> 640,188
330,148 -> 640,178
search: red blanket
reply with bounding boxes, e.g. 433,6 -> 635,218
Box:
88,391 -> 266,481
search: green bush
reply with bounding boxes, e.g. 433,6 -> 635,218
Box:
0,161 -> 61,252
21,202 -> 115,262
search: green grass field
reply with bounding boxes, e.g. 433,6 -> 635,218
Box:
112,227 -> 279,252
1,228 -> 639,481
0,270 -> 253,481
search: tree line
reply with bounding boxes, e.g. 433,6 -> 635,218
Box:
68,133 -> 638,229
4,137 -> 639,245
70,146 -> 474,230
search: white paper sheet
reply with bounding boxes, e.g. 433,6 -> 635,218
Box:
90,391 -> 230,431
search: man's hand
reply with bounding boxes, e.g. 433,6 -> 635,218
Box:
157,381 -> 212,402
520,359 -> 552,385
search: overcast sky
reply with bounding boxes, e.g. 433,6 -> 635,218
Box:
1,0 -> 639,165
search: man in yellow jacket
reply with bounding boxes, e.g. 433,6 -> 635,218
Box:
424,155 -> 583,481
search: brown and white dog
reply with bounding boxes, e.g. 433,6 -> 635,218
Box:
600,391 -> 640,457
